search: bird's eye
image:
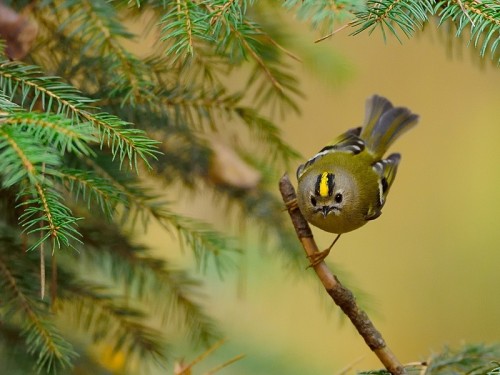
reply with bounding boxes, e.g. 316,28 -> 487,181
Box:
334,193 -> 343,203
310,196 -> 317,206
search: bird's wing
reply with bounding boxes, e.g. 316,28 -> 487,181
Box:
296,127 -> 363,180
371,153 -> 401,208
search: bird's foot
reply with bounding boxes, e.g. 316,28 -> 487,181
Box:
306,233 -> 341,268
307,248 -> 332,268
284,197 -> 298,212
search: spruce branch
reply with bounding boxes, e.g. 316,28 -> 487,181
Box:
227,21 -> 286,94
0,124 -> 59,188
216,17 -> 302,113
54,168 -> 126,219
4,113 -> 96,157
150,85 -> 299,165
156,86 -> 242,129
17,186 -> 83,251
50,0 -> 155,105
175,0 -> 196,55
59,280 -> 167,364
290,1 -> 499,64
0,60 -> 159,170
283,0 -> 362,34
424,343 -> 500,374
159,1 -> 301,112
279,174 -> 406,375
0,241 -> 77,373
0,124 -> 82,251
351,0 -> 433,41
79,155 -> 239,272
234,106 -> 301,165
0,96 -> 96,157
77,221 -> 222,345
160,0 -> 210,57
435,0 -> 500,63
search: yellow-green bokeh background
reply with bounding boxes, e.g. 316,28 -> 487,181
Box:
139,18 -> 500,375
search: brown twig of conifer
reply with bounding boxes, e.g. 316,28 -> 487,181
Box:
279,174 -> 406,375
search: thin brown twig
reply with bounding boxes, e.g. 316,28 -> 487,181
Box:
200,1 -> 286,94
278,174 -> 407,375
40,230 -> 45,299
251,21 -> 302,62
204,353 -> 245,375
457,0 -> 476,27
40,161 -> 46,300
461,0 -> 500,26
50,253 -> 57,310
175,339 -> 226,374
315,22 -> 353,43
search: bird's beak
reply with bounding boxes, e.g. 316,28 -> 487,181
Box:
321,206 -> 330,218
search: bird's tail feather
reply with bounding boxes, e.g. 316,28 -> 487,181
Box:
360,95 -> 419,158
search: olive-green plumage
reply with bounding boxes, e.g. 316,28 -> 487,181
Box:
296,95 -> 419,234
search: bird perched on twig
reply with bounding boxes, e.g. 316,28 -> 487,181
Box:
296,95 -> 419,265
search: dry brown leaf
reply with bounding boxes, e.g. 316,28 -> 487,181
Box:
207,138 -> 261,189
0,2 -> 38,60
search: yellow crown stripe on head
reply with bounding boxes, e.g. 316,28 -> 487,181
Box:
318,172 -> 335,197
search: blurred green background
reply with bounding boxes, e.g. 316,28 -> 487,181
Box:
139,18 -> 500,375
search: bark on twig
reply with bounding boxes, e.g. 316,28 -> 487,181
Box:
279,174 -> 406,375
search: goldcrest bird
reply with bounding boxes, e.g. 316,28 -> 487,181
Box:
296,95 -> 419,265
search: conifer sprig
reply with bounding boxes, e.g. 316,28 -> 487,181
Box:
0,237 -> 77,373
75,154 -> 239,272
159,0 -> 301,113
286,0 -> 500,64
351,0 -> 434,41
0,120 -> 82,251
435,0 -> 500,63
77,221 -> 222,346
55,168 -> 125,219
0,2 -> 300,373
53,0 -> 156,105
0,60 -> 159,170
60,280 -> 167,364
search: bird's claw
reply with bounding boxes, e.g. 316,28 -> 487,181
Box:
306,248 -> 331,268
306,233 -> 341,268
